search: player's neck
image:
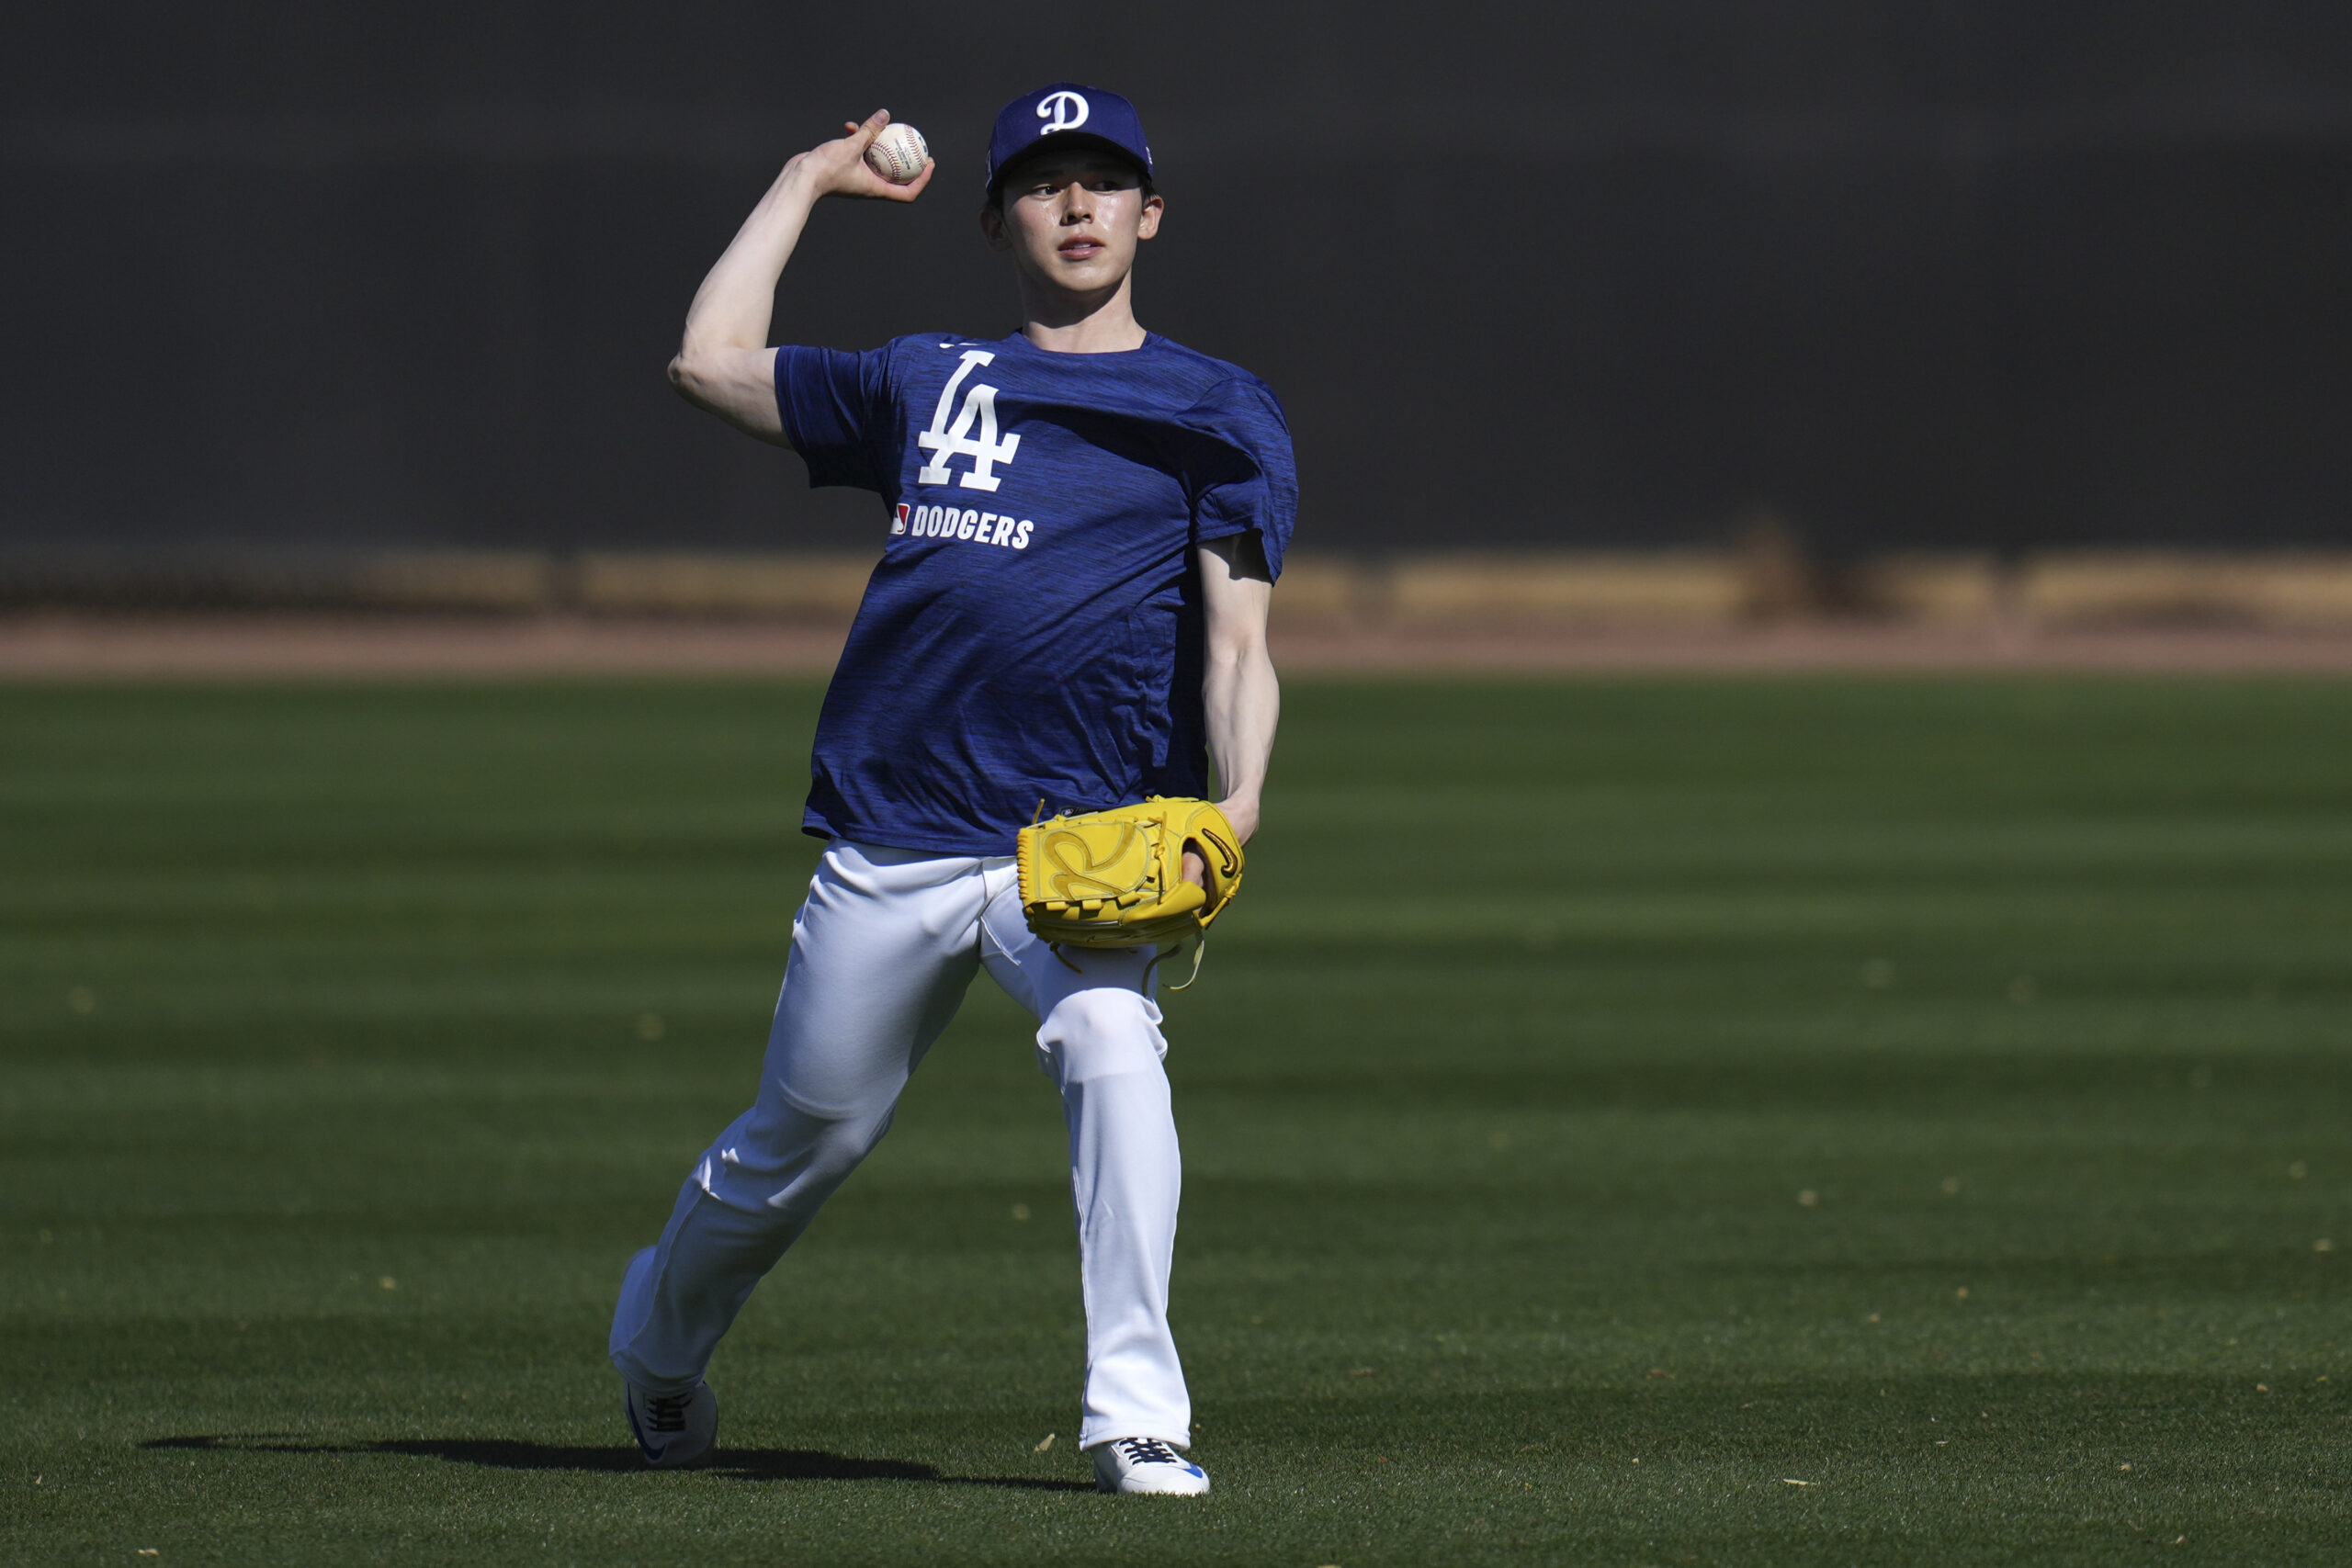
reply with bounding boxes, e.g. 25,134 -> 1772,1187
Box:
1016,274 -> 1148,355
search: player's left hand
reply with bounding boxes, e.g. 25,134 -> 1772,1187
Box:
1182,798 -> 1258,886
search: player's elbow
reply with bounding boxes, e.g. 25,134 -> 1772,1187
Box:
1203,597 -> 1272,668
668,352 -> 739,418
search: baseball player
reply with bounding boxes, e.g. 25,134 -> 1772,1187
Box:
607,84 -> 1294,1496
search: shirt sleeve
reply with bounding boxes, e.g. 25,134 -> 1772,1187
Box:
1178,376 -> 1298,581
774,344 -> 894,491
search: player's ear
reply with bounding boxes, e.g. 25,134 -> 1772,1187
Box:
1136,191 -> 1163,242
978,201 -> 1013,252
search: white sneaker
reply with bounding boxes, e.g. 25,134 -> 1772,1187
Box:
623,1379 -> 717,1468
1092,1436 -> 1211,1495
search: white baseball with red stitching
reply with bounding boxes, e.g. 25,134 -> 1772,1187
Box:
864,123 -> 928,184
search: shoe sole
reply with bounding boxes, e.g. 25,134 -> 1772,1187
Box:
1097,1473 -> 1211,1495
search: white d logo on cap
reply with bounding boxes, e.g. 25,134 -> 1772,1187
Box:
1036,91 -> 1091,135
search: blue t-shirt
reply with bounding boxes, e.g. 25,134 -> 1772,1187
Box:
775,331 -> 1296,856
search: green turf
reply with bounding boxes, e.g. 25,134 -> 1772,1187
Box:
4,675 -> 2348,1566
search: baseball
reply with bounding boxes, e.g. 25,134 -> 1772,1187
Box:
865,122 -> 929,185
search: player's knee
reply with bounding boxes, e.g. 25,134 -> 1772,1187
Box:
803,1111 -> 888,1182
1036,987 -> 1167,1084
724,1100 -> 893,1200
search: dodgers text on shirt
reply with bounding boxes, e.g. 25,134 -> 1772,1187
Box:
893,502 -> 1035,549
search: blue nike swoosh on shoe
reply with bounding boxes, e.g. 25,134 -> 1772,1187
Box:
626,1402 -> 684,1462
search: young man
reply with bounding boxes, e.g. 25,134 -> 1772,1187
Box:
607,84 -> 1293,1496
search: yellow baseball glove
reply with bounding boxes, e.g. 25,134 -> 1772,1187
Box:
1016,797 -> 1245,982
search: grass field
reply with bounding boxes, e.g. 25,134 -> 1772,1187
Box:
5,676 -> 2349,1566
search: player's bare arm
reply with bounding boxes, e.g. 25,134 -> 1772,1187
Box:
1188,530 -> 1278,886
667,110 -> 935,442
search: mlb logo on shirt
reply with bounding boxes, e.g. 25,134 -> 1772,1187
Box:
892,503 -> 910,536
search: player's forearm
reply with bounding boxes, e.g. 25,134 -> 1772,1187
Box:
1204,642 -> 1278,842
665,162 -> 822,438
677,160 -> 823,364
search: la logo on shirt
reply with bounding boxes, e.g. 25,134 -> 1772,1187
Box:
917,350 -> 1020,492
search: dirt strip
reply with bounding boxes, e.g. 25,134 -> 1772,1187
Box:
5,612 -> 2352,679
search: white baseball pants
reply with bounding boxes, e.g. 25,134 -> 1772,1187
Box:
608,840 -> 1191,1450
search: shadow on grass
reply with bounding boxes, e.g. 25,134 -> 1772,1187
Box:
141,1433 -> 1090,1492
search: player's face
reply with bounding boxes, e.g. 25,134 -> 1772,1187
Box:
981,154 -> 1162,298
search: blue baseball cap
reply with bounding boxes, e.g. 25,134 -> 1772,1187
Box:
984,83 -> 1155,197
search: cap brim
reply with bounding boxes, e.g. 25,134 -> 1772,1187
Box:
987,132 -> 1152,195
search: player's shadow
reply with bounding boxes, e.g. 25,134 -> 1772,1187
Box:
142,1433 -> 1090,1492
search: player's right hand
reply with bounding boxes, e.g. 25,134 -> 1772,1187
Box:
793,110 -> 933,203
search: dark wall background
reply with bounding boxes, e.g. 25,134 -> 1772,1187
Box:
6,2 -> 2350,557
